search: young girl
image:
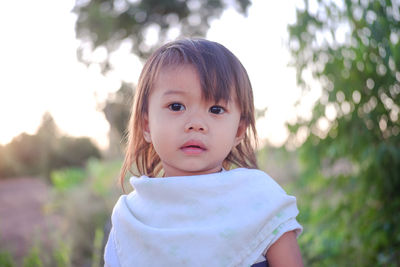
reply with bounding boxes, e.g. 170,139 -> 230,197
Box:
104,38 -> 303,267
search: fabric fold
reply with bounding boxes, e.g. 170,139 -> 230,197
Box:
107,168 -> 302,267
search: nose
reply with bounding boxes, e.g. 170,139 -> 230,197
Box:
184,115 -> 208,133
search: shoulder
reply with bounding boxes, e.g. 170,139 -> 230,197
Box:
110,190 -> 138,223
229,167 -> 276,181
229,168 -> 287,194
104,227 -> 121,267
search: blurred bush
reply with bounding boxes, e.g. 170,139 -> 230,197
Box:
101,83 -> 133,158
288,0 -> 400,265
0,113 -> 101,180
51,168 -> 86,193
0,251 -> 14,267
47,158 -> 121,266
0,157 -> 121,266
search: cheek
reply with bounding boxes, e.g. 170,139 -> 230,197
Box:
147,108 -> 164,131
213,120 -> 240,141
221,115 -> 241,131
150,121 -> 176,146
151,131 -> 177,159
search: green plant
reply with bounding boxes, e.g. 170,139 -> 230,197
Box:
51,168 -> 86,192
48,159 -> 121,266
288,0 -> 400,265
52,241 -> 71,267
23,246 -> 43,267
0,251 -> 14,267
91,227 -> 104,267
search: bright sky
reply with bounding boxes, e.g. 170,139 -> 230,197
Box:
0,0 -> 309,149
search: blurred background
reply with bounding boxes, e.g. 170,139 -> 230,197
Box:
0,0 -> 399,266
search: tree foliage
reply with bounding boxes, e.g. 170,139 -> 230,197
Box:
0,113 -> 101,180
103,83 -> 132,139
102,82 -> 133,156
288,0 -> 400,265
73,0 -> 252,155
73,0 -> 251,70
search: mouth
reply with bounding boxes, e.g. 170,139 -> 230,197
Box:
180,140 -> 206,154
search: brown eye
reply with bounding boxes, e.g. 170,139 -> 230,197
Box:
209,105 -> 225,114
168,103 -> 185,111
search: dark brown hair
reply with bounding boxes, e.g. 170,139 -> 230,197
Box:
120,38 -> 258,184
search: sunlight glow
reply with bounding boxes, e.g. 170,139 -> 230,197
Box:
0,0 -> 307,150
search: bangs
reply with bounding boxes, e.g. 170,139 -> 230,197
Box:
152,39 -> 241,104
120,38 -> 257,182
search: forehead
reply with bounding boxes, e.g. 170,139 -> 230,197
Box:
155,64 -> 199,85
151,65 -> 199,96
152,63 -> 235,103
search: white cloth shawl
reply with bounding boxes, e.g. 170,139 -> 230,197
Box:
107,168 -> 302,267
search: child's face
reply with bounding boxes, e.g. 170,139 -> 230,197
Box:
143,64 -> 245,177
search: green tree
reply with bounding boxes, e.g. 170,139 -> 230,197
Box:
0,113 -> 101,180
73,0 -> 252,154
7,133 -> 43,176
102,82 -> 133,157
4,112 -> 60,177
51,136 -> 101,169
36,112 -> 59,177
73,0 -> 251,70
0,145 -> 16,178
288,0 -> 400,265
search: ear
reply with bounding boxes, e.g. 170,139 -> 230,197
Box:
234,120 -> 246,146
143,115 -> 152,143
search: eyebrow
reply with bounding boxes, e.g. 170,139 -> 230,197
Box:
162,90 -> 187,96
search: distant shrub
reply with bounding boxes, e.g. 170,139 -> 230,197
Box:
0,251 -> 14,267
48,159 -> 121,266
22,246 -> 42,267
51,137 -> 101,170
0,113 -> 101,180
51,168 -> 86,192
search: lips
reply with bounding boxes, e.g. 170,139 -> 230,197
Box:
180,140 -> 206,155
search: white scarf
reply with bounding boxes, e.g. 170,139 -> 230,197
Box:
111,168 -> 301,267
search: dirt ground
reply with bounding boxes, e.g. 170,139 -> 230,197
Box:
0,177 -> 56,263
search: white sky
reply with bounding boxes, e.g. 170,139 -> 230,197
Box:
0,0 -> 310,149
